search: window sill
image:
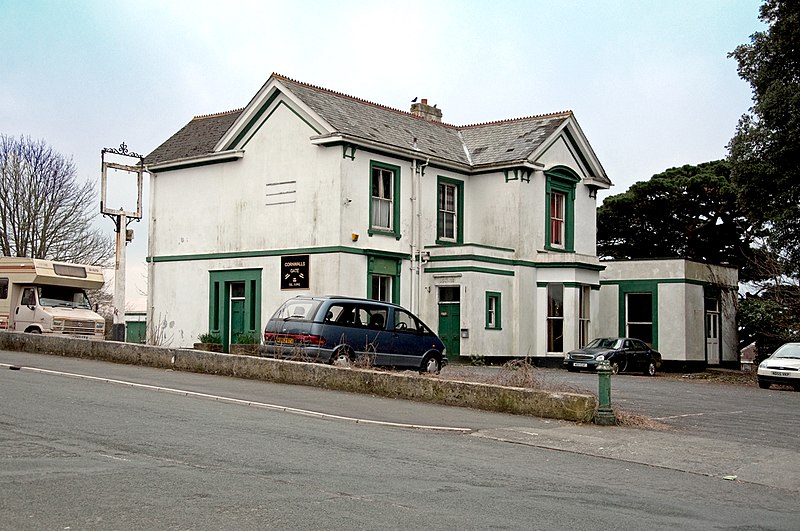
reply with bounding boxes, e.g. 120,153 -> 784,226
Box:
369,228 -> 401,240
544,244 -> 573,253
485,326 -> 502,331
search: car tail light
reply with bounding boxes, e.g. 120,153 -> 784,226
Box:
297,334 -> 326,346
263,332 -> 325,346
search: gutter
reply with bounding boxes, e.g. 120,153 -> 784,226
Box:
146,149 -> 245,172
310,133 -> 544,173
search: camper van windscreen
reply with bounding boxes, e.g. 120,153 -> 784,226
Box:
53,264 -> 87,278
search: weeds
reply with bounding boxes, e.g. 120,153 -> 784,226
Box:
146,313 -> 173,347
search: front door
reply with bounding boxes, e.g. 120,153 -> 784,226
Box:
229,282 -> 246,349
438,303 -> 460,360
705,299 -> 720,365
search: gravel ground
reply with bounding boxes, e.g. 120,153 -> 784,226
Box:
441,362 -> 759,388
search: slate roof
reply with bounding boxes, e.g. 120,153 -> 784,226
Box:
146,109 -> 242,165
146,73 -> 606,183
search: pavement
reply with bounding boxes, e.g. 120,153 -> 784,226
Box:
470,421 -> 799,493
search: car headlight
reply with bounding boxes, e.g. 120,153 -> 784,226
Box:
52,319 -> 64,331
596,354 -> 605,361
95,321 -> 105,330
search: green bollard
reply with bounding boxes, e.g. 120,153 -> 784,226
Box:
595,359 -> 616,425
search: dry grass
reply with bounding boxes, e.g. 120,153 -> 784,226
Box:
614,408 -> 672,430
440,360 -> 589,395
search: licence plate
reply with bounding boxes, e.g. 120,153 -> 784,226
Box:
772,371 -> 790,377
276,337 -> 295,345
573,362 -> 588,368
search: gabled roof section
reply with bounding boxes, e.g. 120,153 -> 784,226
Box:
145,73 -> 611,185
145,109 -> 242,166
458,112 -> 571,168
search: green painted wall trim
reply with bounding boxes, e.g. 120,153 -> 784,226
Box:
148,245 -> 410,264
600,278 -> 708,287
224,93 -> 323,150
424,266 -> 514,277
427,253 -> 603,272
224,91 -> 280,149
425,242 -> 516,253
537,281 -> 599,288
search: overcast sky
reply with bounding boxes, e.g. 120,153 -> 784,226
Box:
1,0 -> 764,309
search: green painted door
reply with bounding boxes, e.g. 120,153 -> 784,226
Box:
229,282 -> 246,348
126,321 -> 146,344
438,302 -> 460,360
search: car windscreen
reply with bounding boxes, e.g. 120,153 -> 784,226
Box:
773,344 -> 800,359
586,338 -> 621,349
271,299 -> 321,321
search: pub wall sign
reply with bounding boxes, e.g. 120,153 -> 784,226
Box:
281,255 -> 310,290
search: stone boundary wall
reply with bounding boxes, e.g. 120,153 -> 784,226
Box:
0,332 -> 597,422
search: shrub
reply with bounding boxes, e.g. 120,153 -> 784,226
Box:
198,332 -> 221,344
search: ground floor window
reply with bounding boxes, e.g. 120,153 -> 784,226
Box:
485,291 -> 501,330
626,292 -> 653,345
547,283 -> 564,352
367,255 -> 400,304
370,274 -> 392,302
579,285 -> 590,347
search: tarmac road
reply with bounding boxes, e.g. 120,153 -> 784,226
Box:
1,349 -> 799,529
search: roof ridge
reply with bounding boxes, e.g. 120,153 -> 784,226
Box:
271,72 -> 461,129
193,108 -> 244,120
458,110 -> 573,129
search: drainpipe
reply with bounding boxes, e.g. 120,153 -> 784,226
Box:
416,158 -> 429,315
410,159 -> 418,313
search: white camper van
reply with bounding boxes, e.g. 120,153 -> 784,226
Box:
0,257 -> 106,339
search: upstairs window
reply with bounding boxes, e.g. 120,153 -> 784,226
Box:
544,166 -> 581,252
369,161 -> 401,238
550,192 -> 565,247
437,177 -> 463,243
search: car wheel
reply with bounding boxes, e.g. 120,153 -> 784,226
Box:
420,354 -> 441,374
645,361 -> 656,377
331,347 -> 354,367
758,379 -> 770,389
26,328 -> 41,334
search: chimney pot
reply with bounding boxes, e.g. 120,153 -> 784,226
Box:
410,97 -> 443,123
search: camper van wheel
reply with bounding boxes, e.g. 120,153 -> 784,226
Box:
26,328 -> 41,334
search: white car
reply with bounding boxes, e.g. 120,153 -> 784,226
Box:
757,343 -> 800,391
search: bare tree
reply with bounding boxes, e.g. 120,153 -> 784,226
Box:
0,135 -> 113,265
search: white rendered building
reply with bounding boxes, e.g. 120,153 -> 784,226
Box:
144,73 -> 612,364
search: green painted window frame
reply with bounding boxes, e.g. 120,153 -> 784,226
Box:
616,280 -> 659,349
369,160 -> 401,240
544,166 -> 581,252
208,269 -> 262,353
436,176 -> 464,245
366,255 -> 400,304
485,291 -> 501,330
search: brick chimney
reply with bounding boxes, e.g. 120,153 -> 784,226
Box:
410,98 -> 442,122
